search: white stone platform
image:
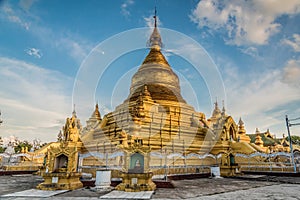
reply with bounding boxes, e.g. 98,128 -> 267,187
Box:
1,189 -> 68,198
100,190 -> 154,199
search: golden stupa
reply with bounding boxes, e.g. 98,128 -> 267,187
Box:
79,13 -> 247,178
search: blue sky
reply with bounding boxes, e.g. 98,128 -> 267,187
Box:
0,0 -> 300,143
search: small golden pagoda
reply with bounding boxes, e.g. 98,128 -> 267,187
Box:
37,110 -> 83,190
237,118 -> 251,143
254,128 -> 264,148
115,135 -> 156,192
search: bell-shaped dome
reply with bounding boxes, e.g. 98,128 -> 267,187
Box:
129,21 -> 184,103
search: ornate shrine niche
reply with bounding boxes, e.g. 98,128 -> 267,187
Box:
54,154 -> 68,172
37,107 -> 84,190
129,152 -> 144,173
222,116 -> 238,141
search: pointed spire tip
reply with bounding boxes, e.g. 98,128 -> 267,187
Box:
147,6 -> 163,49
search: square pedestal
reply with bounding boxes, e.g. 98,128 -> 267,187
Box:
37,172 -> 83,190
220,165 -> 240,177
116,172 -> 156,192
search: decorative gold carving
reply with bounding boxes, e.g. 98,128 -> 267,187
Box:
38,114 -> 83,191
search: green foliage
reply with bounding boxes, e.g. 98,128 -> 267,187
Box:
286,135 -> 300,145
0,146 -> 6,153
14,140 -> 33,153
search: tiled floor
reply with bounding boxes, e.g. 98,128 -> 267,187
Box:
100,190 -> 154,199
1,189 -> 68,198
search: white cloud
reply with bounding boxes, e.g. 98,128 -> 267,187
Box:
144,15 -> 162,28
222,62 -> 300,136
191,0 -> 300,46
25,47 -> 42,58
2,4 -> 30,30
281,59 -> 300,87
121,0 -> 134,16
57,37 -> 90,62
1,2 -> 91,64
0,57 -> 73,142
240,46 -> 259,58
281,34 -> 300,52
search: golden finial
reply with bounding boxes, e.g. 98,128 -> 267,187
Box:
238,117 -> 244,126
147,7 -> 162,49
72,104 -> 77,117
93,102 -> 101,119
221,100 -> 226,115
214,97 -> 219,109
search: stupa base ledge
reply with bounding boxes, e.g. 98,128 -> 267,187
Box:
116,172 -> 156,192
37,172 -> 83,190
220,165 -> 241,177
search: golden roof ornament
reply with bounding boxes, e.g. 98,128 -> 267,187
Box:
92,103 -> 101,120
238,117 -> 246,135
72,104 -> 77,118
255,127 -> 260,134
212,99 -> 221,117
147,7 -> 162,50
221,100 -> 226,116
57,130 -> 63,142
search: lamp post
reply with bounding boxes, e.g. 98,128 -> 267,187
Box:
285,115 -> 300,173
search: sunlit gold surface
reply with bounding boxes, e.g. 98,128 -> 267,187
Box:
37,114 -> 83,190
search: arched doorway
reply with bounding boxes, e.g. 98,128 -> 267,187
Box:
54,154 -> 68,172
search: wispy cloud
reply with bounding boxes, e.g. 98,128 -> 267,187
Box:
190,0 -> 300,46
1,4 -> 30,30
56,37 -> 90,62
121,0 -> 134,17
281,34 -> 300,52
281,59 -> 300,87
25,47 -> 42,58
144,15 -> 162,28
1,2 -> 92,64
0,57 -> 73,142
240,46 -> 259,58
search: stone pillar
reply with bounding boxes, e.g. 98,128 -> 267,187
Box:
95,170 -> 112,190
210,166 -> 221,178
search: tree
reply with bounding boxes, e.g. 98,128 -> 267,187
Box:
0,146 -> 6,153
0,136 -> 5,153
286,135 -> 300,145
14,140 -> 33,153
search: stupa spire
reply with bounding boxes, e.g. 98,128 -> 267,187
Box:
92,103 -> 101,120
147,7 -> 162,49
130,6 -> 184,103
72,104 -> 77,118
154,6 -> 157,28
221,100 -> 226,116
